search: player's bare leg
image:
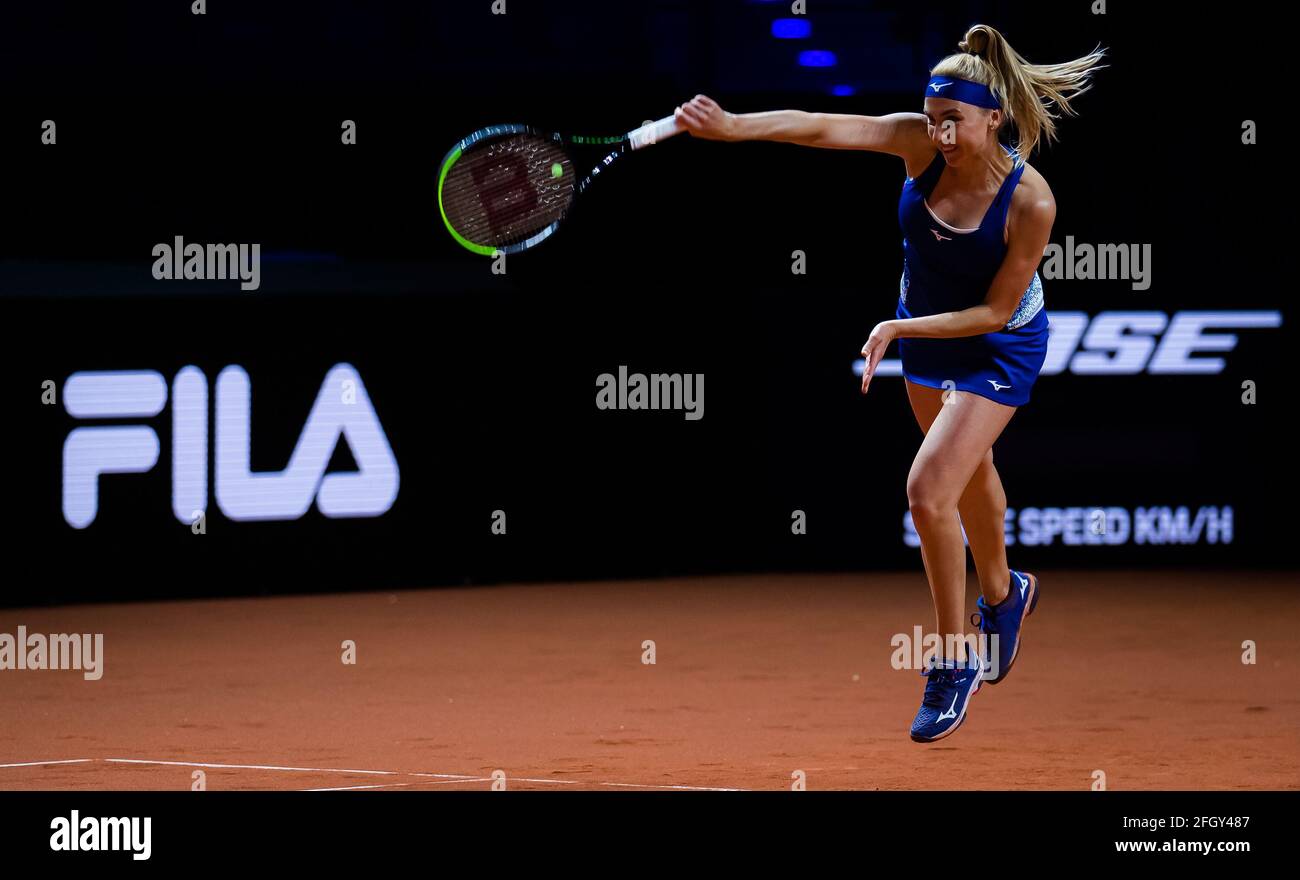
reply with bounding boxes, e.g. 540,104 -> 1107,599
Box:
904,382 -> 1016,656
904,381 -> 1013,608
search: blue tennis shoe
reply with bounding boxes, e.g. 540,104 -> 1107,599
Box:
972,570 -> 1040,685
909,652 -> 984,743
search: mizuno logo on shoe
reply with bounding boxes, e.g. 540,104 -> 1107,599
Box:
988,380 -> 1011,391
1015,572 -> 1029,599
936,693 -> 960,722
931,229 -> 952,241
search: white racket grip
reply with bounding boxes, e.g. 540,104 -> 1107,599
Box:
627,114 -> 684,150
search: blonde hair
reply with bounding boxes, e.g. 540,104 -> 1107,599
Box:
932,24 -> 1107,167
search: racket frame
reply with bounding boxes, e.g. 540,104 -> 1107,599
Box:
437,115 -> 681,256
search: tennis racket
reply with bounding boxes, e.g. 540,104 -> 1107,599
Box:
437,114 -> 684,256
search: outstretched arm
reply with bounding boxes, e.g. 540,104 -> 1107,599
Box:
675,94 -> 930,157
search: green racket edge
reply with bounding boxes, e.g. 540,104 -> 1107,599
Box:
437,146 -> 498,257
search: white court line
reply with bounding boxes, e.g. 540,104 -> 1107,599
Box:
599,782 -> 746,791
311,776 -> 746,791
102,758 -> 747,791
459,776 -> 746,791
0,759 -> 94,769
302,778 -> 494,792
105,758 -> 474,778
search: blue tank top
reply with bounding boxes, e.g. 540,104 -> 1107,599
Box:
897,146 -> 1042,329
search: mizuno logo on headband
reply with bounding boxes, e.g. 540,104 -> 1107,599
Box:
925,76 -> 1000,110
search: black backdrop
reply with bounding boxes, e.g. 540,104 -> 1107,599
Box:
0,1 -> 1288,605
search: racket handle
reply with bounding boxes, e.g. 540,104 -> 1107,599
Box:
627,114 -> 684,151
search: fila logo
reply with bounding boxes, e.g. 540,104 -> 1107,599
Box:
930,229 -> 952,241
62,364 -> 399,529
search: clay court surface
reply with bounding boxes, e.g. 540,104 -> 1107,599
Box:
2,571 -> 1297,791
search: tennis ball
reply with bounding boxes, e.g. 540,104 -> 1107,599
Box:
550,162 -> 563,178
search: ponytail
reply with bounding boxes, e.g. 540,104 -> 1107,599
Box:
933,24 -> 1107,166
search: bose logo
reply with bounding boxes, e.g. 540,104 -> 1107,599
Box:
62,364 -> 399,529
1036,311 -> 1281,375
854,310 -> 1283,378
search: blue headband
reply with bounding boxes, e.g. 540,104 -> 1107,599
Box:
925,76 -> 1000,110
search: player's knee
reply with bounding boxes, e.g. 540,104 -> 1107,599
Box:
907,484 -> 954,529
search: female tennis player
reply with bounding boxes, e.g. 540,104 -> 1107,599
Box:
675,24 -> 1105,742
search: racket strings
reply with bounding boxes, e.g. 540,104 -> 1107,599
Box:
441,135 -> 575,249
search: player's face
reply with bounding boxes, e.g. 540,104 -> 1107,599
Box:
923,98 -> 998,165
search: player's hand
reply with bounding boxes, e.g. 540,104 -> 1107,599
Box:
860,321 -> 898,394
675,95 -> 735,141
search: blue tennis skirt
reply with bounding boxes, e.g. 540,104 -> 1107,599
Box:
895,300 -> 1050,407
